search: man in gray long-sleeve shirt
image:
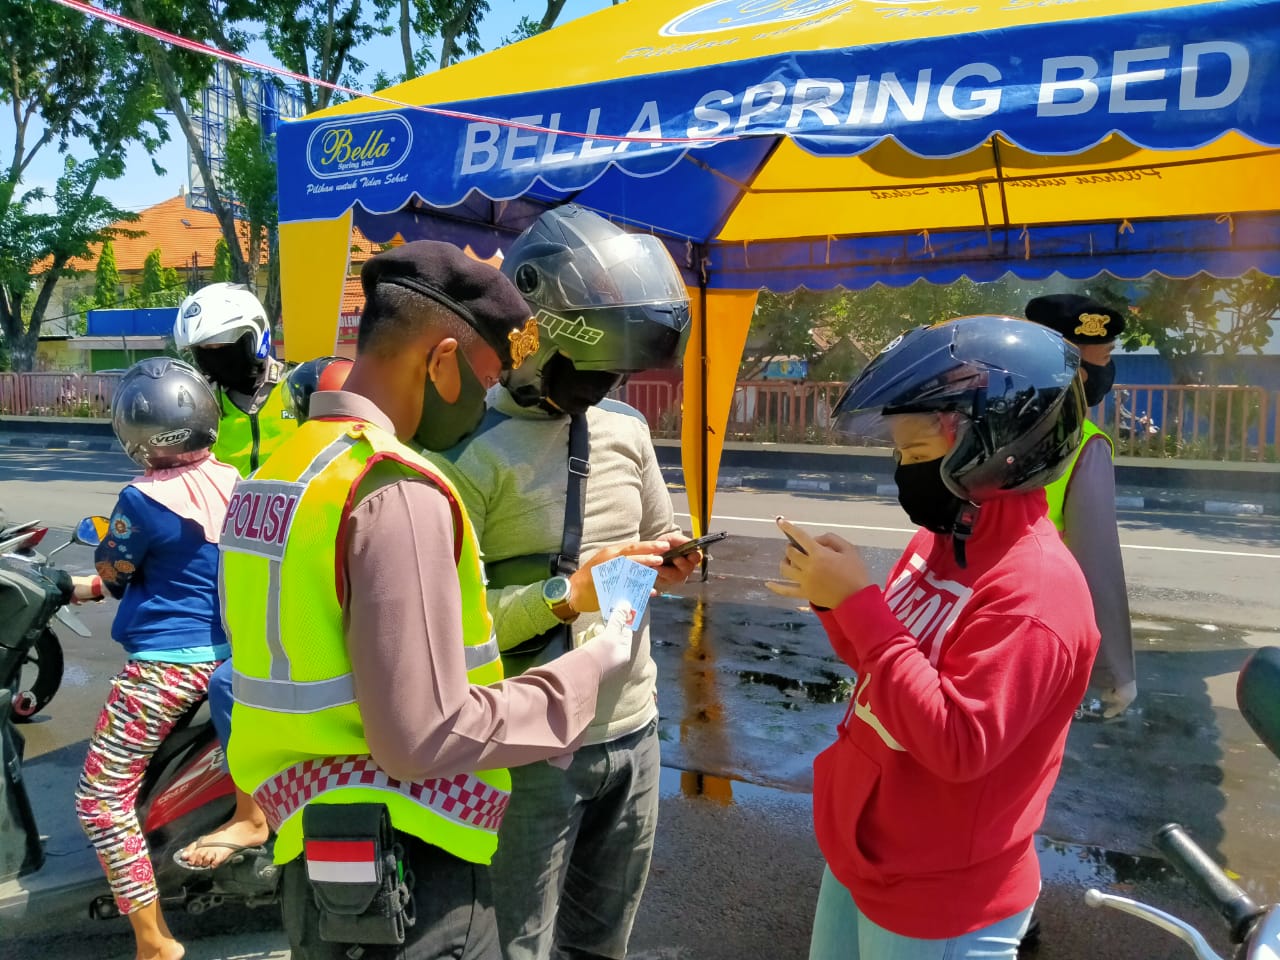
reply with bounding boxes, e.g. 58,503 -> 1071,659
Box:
436,206 -> 700,960
1027,294 -> 1136,719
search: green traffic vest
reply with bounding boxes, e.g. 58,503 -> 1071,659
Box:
220,416 -> 509,865
1045,419 -> 1114,532
212,382 -> 296,475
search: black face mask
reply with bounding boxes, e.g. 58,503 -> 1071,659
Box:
414,350 -> 488,452
192,334 -> 267,396
1080,359 -> 1116,408
542,353 -> 622,416
894,458 -> 966,535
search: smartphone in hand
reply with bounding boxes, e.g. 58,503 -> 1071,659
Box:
661,531 -> 728,565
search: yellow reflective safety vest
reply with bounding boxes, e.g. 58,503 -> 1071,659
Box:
1045,419 -> 1114,532
212,382 -> 296,475
220,416 -> 509,865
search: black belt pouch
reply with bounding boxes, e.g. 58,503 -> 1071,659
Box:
301,803 -> 413,946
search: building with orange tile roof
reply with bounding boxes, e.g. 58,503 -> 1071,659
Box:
68,190 -> 380,271
40,190 -> 386,369
45,195 -> 504,364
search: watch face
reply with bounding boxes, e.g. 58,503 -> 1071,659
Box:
544,577 -> 571,604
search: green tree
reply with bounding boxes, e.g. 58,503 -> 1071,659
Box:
1124,272 -> 1279,381
373,0 -> 573,82
743,290 -> 837,378
129,248 -> 186,308
127,0 -> 379,325
745,276 -> 1045,381
0,0 -> 163,370
261,0 -> 382,112
67,292 -> 98,336
134,248 -> 166,304
116,0 -> 259,286
94,239 -> 122,307
223,116 -> 280,318
160,264 -> 183,301
212,237 -> 233,282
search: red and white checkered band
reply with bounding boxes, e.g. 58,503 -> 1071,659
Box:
253,755 -> 510,834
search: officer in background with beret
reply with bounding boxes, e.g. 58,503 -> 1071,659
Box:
1025,293 -> 1136,720
220,241 -> 641,959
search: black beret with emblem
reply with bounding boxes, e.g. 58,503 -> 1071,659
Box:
1025,293 -> 1126,345
361,240 -> 539,370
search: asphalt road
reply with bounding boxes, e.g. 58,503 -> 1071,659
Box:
5,445 -> 1279,630
1,447 -> 1278,960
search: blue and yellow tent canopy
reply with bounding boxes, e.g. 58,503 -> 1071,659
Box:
276,0 -> 1280,533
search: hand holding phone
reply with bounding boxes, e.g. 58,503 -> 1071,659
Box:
776,516 -> 808,555
769,517 -> 873,610
661,531 -> 728,564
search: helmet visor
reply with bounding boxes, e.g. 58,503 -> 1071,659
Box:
519,234 -> 687,310
829,408 -> 896,448
829,408 -> 969,465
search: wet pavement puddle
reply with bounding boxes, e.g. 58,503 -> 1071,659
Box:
647,589 -> 1280,902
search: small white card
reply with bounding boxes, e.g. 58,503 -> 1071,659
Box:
592,556 -> 627,615
591,556 -> 658,628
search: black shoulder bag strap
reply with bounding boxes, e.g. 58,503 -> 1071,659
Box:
554,412 -> 590,577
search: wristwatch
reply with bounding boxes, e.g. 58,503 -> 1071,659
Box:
542,575 -> 579,623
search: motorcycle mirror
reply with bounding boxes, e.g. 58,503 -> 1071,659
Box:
55,606 -> 92,639
1237,646 -> 1280,761
73,516 -> 110,548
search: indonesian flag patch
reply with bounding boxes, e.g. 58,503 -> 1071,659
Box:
305,839 -> 379,884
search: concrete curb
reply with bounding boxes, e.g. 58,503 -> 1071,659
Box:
660,466 -> 1276,518
2,434 -> 118,452
3,426 -> 1272,518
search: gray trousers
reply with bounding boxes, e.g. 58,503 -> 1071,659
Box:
490,719 -> 661,960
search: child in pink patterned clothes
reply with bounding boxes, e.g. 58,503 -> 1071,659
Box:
72,358 -> 238,960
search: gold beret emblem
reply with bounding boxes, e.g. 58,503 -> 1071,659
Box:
508,317 -> 540,369
1074,313 -> 1110,338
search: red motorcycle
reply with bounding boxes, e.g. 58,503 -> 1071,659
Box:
0,518 -> 278,927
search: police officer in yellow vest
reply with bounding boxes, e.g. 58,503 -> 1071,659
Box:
1026,294 -> 1136,719
220,241 -> 640,960
171,283 -> 296,877
174,283 -> 296,474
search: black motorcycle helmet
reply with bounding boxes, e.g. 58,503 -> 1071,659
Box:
833,315 -> 1087,504
282,356 -> 353,423
500,205 -> 691,409
112,357 -> 221,470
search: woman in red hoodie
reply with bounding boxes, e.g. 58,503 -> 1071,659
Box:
770,315 -> 1101,959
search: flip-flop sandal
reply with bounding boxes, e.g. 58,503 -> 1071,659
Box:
172,837 -> 268,873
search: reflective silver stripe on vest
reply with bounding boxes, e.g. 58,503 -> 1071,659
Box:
299,434 -> 359,484
233,670 -> 355,713
467,636 -> 500,672
266,560 -> 289,680
253,755 -> 510,835
262,433 -> 361,683
238,641 -> 497,714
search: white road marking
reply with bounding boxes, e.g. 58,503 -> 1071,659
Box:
676,512 -> 1280,561
0,466 -> 133,481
